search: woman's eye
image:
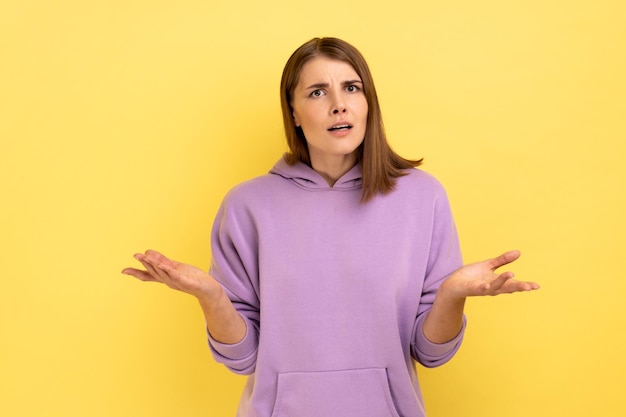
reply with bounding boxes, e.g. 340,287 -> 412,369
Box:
310,90 -> 324,97
346,85 -> 360,93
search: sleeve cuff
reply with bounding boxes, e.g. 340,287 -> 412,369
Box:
207,315 -> 258,362
415,314 -> 466,359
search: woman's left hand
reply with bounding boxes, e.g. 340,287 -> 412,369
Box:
441,250 -> 540,299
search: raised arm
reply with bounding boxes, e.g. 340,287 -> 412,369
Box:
422,250 -> 540,344
122,250 -> 246,344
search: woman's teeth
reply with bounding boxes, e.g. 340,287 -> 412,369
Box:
328,125 -> 351,131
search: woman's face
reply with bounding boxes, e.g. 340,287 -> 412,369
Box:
291,56 -> 368,172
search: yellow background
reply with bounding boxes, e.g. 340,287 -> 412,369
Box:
1,1 -> 625,416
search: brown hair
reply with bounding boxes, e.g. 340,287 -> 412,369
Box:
280,37 -> 423,203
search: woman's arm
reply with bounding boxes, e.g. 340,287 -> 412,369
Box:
422,250 -> 540,344
122,250 -> 246,344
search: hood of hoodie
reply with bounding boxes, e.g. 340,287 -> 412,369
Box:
269,157 -> 362,191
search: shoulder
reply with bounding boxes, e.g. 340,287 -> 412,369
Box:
369,168 -> 452,212
218,166 -> 297,220
396,168 -> 449,198
221,174 -> 278,207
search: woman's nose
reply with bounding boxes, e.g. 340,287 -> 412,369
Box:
332,104 -> 347,114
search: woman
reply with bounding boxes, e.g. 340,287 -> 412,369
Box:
123,37 -> 539,417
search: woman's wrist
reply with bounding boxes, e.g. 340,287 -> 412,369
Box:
196,283 -> 226,311
436,278 -> 468,305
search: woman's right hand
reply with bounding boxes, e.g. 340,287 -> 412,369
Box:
123,250 -> 246,344
122,250 -> 222,303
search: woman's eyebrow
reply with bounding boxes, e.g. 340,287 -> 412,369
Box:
304,80 -> 363,90
304,82 -> 329,90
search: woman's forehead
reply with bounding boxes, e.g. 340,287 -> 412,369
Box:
297,57 -> 360,85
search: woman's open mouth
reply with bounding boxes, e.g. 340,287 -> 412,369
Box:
327,124 -> 353,132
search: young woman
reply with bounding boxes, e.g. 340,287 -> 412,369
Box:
123,37 -> 539,417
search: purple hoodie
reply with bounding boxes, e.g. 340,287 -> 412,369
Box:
208,158 -> 465,417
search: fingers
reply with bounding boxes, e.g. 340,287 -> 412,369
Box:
488,250 -> 521,270
123,250 -> 178,286
143,250 -> 183,277
504,279 -> 540,293
485,271 -> 516,293
487,273 -> 540,295
521,281 -> 541,291
121,267 -> 158,282
134,253 -> 164,280
144,250 -> 171,265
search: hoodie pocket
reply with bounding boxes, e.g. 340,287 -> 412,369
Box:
270,367 -> 401,417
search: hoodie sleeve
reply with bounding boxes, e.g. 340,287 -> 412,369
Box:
207,190 -> 261,375
410,184 -> 466,368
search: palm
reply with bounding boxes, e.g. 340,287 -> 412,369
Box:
122,250 -> 221,300
444,250 -> 539,297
